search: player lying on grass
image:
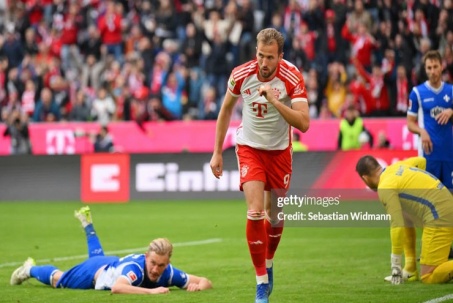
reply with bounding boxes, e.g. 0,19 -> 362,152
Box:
10,206 -> 212,294
356,156 -> 453,285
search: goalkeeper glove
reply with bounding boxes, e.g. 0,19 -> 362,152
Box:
390,254 -> 403,285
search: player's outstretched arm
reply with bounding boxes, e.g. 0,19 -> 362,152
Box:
111,277 -> 169,294
185,274 -> 213,292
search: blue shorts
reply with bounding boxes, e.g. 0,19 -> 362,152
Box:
426,160 -> 453,189
56,256 -> 119,289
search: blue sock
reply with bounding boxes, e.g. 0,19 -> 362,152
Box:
30,265 -> 58,286
85,224 -> 104,258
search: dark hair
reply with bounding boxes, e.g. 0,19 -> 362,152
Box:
356,155 -> 380,176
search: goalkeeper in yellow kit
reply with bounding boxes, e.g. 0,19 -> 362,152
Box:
356,156 -> 453,284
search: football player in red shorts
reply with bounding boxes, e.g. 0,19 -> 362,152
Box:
210,28 -> 309,303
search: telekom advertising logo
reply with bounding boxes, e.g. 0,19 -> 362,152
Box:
81,154 -> 130,203
46,130 -> 75,154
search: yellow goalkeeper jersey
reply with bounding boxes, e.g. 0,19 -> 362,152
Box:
378,157 -> 453,228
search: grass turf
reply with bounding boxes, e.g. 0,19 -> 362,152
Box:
0,200 -> 452,303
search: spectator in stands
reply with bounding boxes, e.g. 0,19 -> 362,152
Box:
79,25 -> 103,62
351,57 -> 390,117
23,27 -> 39,57
81,54 -> 106,93
342,20 -> 376,72
161,70 -> 186,120
205,31 -> 230,106
324,62 -> 348,118
394,65 -> 410,116
237,0 -> 255,65
92,125 -> 114,153
337,103 -> 373,151
59,2 -> 82,72
199,85 -> 218,121
98,0 -> 124,64
33,87 -> 60,122
154,0 -> 178,44
1,24 -> 24,68
2,108 -> 31,155
124,24 -> 143,59
91,87 -> 116,125
69,89 -> 91,122
347,0 -> 373,33
179,23 -> 203,69
21,79 -> 37,118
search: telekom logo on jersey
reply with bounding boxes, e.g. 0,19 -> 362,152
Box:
252,102 -> 268,118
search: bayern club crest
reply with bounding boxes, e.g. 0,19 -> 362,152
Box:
241,165 -> 249,177
272,88 -> 281,99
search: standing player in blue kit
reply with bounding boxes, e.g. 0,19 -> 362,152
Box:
406,49 -> 453,260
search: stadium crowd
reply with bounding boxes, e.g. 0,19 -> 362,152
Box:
0,0 -> 452,126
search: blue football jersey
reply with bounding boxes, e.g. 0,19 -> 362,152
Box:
408,81 -> 453,161
95,254 -> 189,290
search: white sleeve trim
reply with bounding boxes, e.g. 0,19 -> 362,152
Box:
291,97 -> 308,103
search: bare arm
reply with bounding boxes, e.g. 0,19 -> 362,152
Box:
210,90 -> 238,179
258,85 -> 310,132
184,274 -> 213,292
110,277 -> 169,295
407,115 -> 432,154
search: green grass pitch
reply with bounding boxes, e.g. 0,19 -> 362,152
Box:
0,200 -> 452,303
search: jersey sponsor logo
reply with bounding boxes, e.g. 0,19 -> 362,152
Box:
422,98 -> 434,102
444,94 -> 451,103
135,163 -> 240,192
430,106 -> 446,118
241,165 -> 249,178
251,102 -> 268,118
127,271 -> 138,282
81,154 -> 130,202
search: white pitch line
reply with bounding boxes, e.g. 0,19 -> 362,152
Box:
422,294 -> 453,303
0,238 -> 222,269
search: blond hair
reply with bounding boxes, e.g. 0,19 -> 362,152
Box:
256,28 -> 284,54
148,238 -> 173,258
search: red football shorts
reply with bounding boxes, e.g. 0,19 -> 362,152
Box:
235,144 -> 292,192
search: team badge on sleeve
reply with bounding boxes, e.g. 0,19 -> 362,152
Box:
127,271 -> 137,282
229,77 -> 236,88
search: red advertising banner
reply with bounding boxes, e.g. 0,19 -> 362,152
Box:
0,119 -> 420,155
81,154 -> 130,203
312,149 -> 418,189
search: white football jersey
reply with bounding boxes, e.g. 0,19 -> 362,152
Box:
228,59 -> 307,150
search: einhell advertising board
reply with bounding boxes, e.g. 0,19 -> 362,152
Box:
81,154 -> 130,203
0,150 -> 417,202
